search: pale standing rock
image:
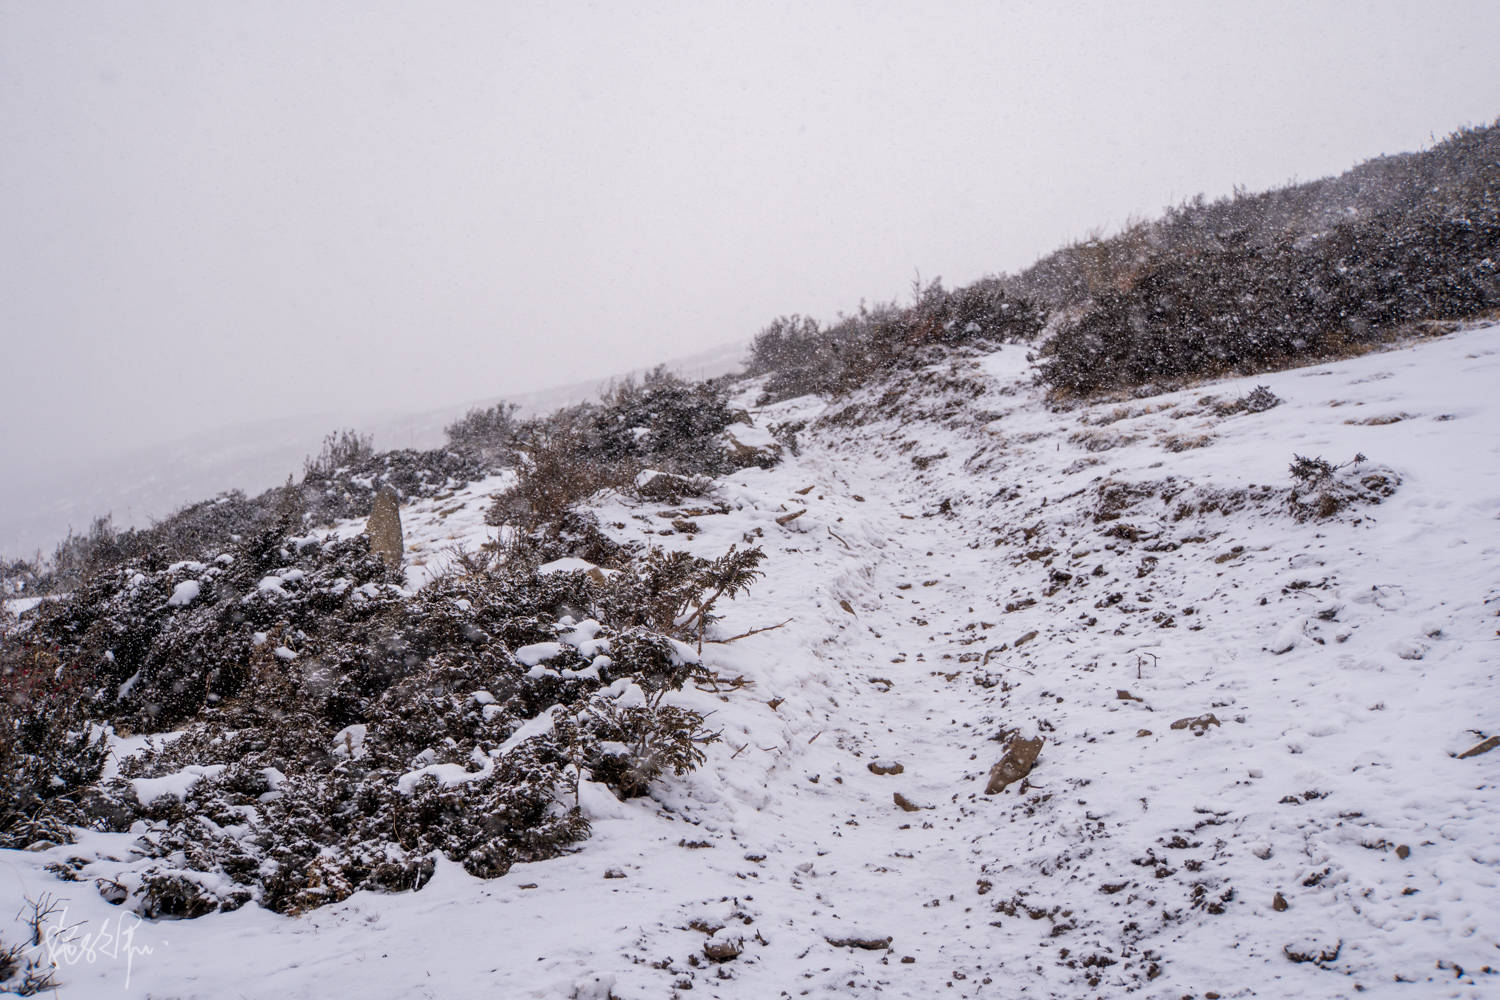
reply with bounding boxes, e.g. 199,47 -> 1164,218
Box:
367,486 -> 404,570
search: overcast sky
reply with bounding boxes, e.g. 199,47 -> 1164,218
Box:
3,1 -> 1497,479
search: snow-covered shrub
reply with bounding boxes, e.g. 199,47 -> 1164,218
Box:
575,699 -> 718,798
749,280 -> 1044,405
594,544 -> 765,645
1226,385 -> 1281,415
0,557 -> 43,598
1287,453 -> 1400,521
71,549 -> 756,916
634,469 -> 713,504
303,429 -> 375,478
1037,128 -> 1500,396
486,415 -> 640,530
26,437 -> 487,596
1009,121 -> 1500,314
445,401 -> 524,467
299,444 -> 489,525
12,538 -> 760,916
0,636 -> 109,848
0,927 -> 57,996
486,369 -> 747,532
20,527 -> 400,730
588,367 -> 738,473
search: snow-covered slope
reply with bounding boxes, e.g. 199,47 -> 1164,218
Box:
4,326 -> 1497,998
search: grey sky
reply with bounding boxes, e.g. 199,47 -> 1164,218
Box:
3,1 -> 1497,481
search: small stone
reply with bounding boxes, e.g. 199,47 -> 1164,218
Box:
603,868 -> 626,879
824,934 -> 892,951
1457,735 -> 1499,759
1116,689 -> 1143,701
900,956 -> 915,964
1136,729 -> 1153,738
723,425 -> 782,468
1273,892 -> 1289,912
1395,844 -> 1410,860
636,469 -> 705,502
893,792 -> 921,812
985,736 -> 1044,794
1284,938 -> 1341,965
703,935 -> 743,962
1169,713 -> 1221,734
868,760 -> 905,776
1015,630 -> 1039,647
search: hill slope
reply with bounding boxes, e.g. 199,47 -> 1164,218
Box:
3,325 -> 1498,998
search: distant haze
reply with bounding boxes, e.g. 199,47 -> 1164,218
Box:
3,1 -> 1497,555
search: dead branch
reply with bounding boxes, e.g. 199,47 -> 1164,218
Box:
707,618 -> 794,644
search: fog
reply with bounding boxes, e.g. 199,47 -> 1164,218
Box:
3,0 -> 1497,555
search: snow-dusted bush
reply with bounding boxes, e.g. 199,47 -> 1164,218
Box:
299,444 -> 489,525
21,527 -> 400,730
74,551 -> 754,916
1009,121 -> 1500,312
1286,453 -> 1400,521
486,415 -> 639,530
10,535 -> 761,916
445,401 -> 524,466
1037,127 -> 1500,396
25,438 -> 488,597
0,636 -> 109,849
303,429 -> 375,478
486,368 -> 748,532
1222,384 -> 1281,416
749,280 -> 1044,405
588,367 -> 738,472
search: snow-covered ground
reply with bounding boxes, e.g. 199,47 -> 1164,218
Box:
3,326 -> 1497,998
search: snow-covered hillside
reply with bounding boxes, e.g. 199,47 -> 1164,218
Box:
3,325 -> 1497,998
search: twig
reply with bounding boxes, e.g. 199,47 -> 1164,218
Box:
706,618 -> 794,644
826,527 -> 852,550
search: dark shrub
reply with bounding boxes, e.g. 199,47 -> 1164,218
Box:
445,402 -> 523,467
485,368 -> 744,532
40,541 -> 760,916
303,429 -> 374,478
1286,453 -> 1400,521
0,634 -> 109,848
1036,123 -> 1500,396
749,281 -> 1043,405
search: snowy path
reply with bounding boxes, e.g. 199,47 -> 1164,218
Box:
4,327 -> 1498,998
